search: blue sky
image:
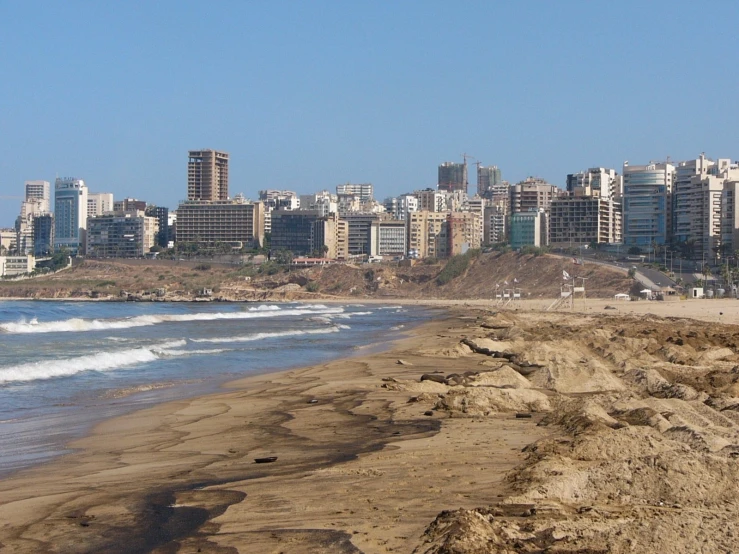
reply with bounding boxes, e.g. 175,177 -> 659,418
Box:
2,0 -> 738,226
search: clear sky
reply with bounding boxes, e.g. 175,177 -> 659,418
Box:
2,0 -> 738,226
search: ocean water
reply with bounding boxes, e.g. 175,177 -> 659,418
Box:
0,300 -> 432,476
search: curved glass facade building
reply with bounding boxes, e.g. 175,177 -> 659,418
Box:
622,162 -> 674,246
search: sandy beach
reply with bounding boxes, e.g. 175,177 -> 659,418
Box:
2,298 -> 739,552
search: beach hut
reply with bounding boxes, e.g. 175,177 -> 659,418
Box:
688,287 -> 704,299
614,293 -> 630,301
640,289 -> 653,299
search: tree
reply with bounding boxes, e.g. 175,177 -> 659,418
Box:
273,249 -> 293,265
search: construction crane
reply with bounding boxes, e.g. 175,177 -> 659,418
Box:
461,153 -> 476,166
460,154 -> 482,194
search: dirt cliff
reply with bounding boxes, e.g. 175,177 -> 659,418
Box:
0,252 -> 634,301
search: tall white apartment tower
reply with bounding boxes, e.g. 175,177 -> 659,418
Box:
25,180 -> 50,213
54,177 -> 88,255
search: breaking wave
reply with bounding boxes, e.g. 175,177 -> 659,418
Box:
0,340 -> 231,384
190,326 -> 344,344
0,306 -> 345,335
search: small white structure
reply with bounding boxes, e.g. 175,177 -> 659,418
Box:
614,293 -> 630,301
689,287 -> 704,299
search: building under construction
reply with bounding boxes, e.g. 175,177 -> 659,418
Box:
438,161 -> 468,193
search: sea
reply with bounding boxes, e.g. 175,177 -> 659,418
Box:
0,300 -> 432,477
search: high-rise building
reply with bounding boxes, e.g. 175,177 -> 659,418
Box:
300,191 -> 337,216
509,178 -> 562,214
384,194 -> 418,220
344,213 -> 384,256
32,214 -> 54,256
566,168 -> 622,200
114,198 -> 146,212
187,149 -> 229,201
484,204 -> 507,244
311,213 -> 349,259
721,179 -> 739,257
25,180 -> 50,213
336,183 -> 373,201
87,211 -> 158,258
549,196 -> 622,246
175,198 -> 264,249
477,165 -> 502,198
145,206 -> 170,248
414,189 -> 448,212
438,162 -> 468,193
54,177 -> 88,255
673,155 -> 739,260
88,193 -> 114,217
408,211 -> 448,259
16,198 -> 46,255
447,212 -> 482,256
622,162 -> 674,247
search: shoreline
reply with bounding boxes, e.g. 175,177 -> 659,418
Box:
0,301 -> 437,480
1,306 -> 533,552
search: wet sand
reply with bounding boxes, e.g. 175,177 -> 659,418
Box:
0,308 -> 549,553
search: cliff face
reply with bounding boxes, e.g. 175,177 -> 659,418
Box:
0,253 -> 633,301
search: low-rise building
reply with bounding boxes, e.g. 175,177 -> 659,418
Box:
0,255 -> 35,276
374,220 -> 407,257
510,210 -> 548,249
0,229 -> 16,254
270,210 -> 322,256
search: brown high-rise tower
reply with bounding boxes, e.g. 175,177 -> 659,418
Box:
187,149 -> 229,201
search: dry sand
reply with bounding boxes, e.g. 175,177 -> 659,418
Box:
1,298 -> 739,553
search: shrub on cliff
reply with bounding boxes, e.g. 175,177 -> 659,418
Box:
436,249 -> 480,285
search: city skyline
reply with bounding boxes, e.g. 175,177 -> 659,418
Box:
2,1 -> 739,226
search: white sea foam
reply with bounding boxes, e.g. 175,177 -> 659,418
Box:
0,306 -> 345,335
0,340 -> 187,384
190,326 -> 342,344
247,305 -> 282,312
